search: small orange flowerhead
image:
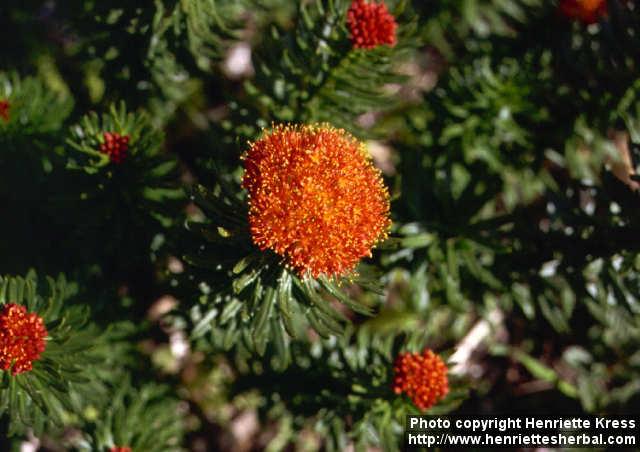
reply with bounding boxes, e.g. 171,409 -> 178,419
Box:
0,303 -> 48,375
242,124 -> 391,278
110,447 -> 132,452
393,349 -> 449,411
100,132 -> 130,164
559,0 -> 607,24
347,0 -> 398,49
0,100 -> 10,123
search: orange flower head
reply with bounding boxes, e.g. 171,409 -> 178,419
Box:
393,349 -> 449,411
347,0 -> 398,49
100,132 -> 130,164
0,100 -> 10,123
0,303 -> 48,375
242,124 -> 391,278
110,447 -> 132,452
559,0 -> 607,24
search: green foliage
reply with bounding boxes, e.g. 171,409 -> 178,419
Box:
245,0 -> 416,130
619,79 -> 640,144
169,0 -> 249,71
0,72 -> 75,273
64,102 -> 184,271
415,0 -> 547,58
387,54 -> 555,322
0,272 -> 101,436
231,328 -> 466,451
0,72 -> 72,141
57,1 -> 193,115
72,381 -> 185,452
67,102 -> 164,168
182,184 -> 382,364
403,54 -> 553,217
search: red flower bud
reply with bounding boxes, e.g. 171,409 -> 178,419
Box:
100,132 -> 130,164
347,0 -> 398,50
0,100 -> 10,123
559,0 -> 607,24
0,304 -> 48,375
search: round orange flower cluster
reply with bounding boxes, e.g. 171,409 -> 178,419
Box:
242,124 -> 391,278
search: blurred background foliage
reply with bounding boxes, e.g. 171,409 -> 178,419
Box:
1,0 -> 639,450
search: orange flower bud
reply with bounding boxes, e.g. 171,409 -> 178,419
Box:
393,349 -> 449,411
